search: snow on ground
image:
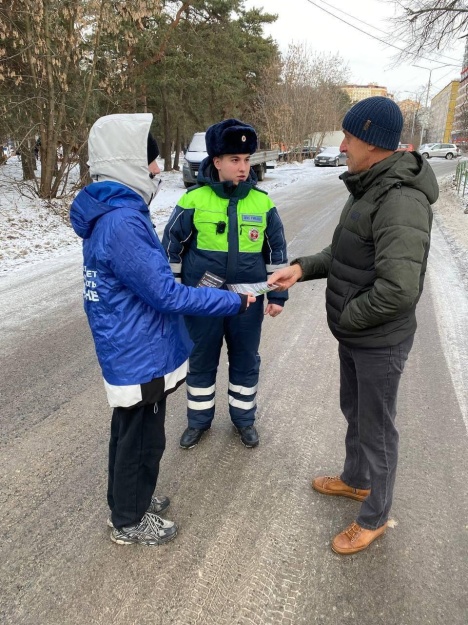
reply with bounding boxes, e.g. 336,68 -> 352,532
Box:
0,157 -> 336,274
432,174 -> 468,286
0,158 -> 79,273
149,158 -> 337,234
1,156 -> 467,277
1,154 -> 467,430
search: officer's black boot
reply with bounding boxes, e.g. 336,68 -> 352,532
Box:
236,425 -> 259,448
180,426 -> 210,449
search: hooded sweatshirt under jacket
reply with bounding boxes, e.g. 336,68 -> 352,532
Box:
293,151 -> 438,348
70,114 -> 245,407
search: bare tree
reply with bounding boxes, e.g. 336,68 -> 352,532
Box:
253,43 -> 349,160
394,92 -> 426,144
1,0 -> 278,194
392,0 -> 468,59
0,0 -> 197,198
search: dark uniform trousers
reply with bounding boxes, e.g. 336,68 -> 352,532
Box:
185,296 -> 264,429
339,334 -> 414,530
107,398 -> 166,529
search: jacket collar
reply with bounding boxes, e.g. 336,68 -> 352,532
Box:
339,150 -> 438,205
197,157 -> 256,200
339,152 -> 403,199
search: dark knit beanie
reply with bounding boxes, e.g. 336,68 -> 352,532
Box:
342,97 -> 403,151
147,133 -> 159,164
205,118 -> 257,157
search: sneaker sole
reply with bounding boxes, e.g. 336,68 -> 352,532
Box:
110,528 -> 178,546
312,482 -> 370,502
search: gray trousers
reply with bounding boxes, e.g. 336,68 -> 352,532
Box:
339,335 -> 414,529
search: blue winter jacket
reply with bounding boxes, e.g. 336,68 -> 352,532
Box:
70,181 -> 243,386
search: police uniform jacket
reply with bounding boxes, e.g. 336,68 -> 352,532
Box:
162,158 -> 288,305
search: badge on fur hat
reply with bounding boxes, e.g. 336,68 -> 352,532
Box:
248,228 -> 259,241
242,135 -> 246,142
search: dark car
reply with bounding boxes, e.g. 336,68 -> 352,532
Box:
302,145 -> 323,158
314,146 -> 347,167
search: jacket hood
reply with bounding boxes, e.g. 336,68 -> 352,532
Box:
340,151 -> 439,205
87,113 -> 159,205
70,181 -> 148,239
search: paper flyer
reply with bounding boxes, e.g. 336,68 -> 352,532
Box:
226,282 -> 278,296
196,271 -> 277,296
196,271 -> 226,289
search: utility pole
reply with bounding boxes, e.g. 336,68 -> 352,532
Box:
413,63 -> 459,145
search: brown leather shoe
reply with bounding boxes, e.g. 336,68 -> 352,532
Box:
332,521 -> 387,555
312,475 -> 370,502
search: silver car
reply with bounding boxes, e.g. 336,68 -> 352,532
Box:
314,146 -> 347,167
418,143 -> 460,159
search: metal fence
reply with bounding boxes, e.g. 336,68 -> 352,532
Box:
455,160 -> 468,196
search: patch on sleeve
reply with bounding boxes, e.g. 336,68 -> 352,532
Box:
241,214 -> 263,223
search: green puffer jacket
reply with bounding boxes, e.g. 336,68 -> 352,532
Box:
294,151 -> 439,347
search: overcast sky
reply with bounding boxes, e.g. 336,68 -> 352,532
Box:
244,0 -> 465,103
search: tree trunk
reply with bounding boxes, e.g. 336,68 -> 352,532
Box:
173,125 -> 181,170
50,143 -> 70,197
21,138 -> 36,181
79,137 -> 91,188
160,88 -> 172,171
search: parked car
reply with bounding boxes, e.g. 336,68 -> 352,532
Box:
417,143 -> 435,151
396,143 -> 415,152
302,145 -> 324,158
314,146 -> 347,167
417,143 -> 460,159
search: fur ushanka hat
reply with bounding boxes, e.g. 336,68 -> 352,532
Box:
205,118 -> 257,157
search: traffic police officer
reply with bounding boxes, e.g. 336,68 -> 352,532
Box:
163,119 -> 288,448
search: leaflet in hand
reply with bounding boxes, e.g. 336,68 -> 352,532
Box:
226,282 -> 278,296
196,271 -> 226,289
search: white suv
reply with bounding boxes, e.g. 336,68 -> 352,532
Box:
418,143 -> 460,160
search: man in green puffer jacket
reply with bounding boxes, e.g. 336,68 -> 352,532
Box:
269,96 -> 439,555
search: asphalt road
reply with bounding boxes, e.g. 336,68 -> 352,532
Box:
1,159 -> 467,625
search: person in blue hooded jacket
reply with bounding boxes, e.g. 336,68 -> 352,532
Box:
70,113 -> 254,547
162,119 -> 288,450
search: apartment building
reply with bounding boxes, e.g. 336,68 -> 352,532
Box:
342,83 -> 392,103
428,81 -> 459,143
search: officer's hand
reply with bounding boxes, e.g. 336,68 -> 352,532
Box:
246,294 -> 256,307
265,303 -> 283,317
268,264 -> 302,291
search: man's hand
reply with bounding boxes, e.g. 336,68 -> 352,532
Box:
246,294 -> 256,307
268,264 -> 303,291
265,303 -> 283,317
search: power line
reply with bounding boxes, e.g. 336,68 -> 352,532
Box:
315,0 -> 462,65
304,0 -> 462,68
431,67 -> 461,88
